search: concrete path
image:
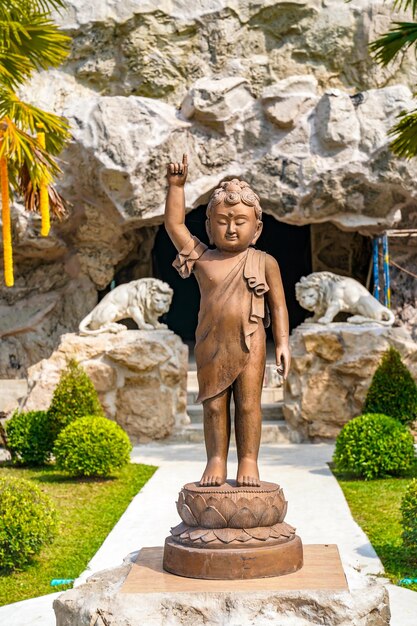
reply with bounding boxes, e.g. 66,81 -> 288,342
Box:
1,442 -> 416,625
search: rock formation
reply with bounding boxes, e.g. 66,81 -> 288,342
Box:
20,330 -> 189,442
1,0 -> 417,375
283,322 -> 417,440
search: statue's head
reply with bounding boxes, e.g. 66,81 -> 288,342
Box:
206,179 -> 263,251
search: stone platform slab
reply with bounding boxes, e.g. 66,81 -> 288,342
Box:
54,545 -> 389,626
123,544 -> 347,592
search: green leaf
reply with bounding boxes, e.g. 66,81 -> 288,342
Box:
387,108 -> 417,159
0,1 -> 67,19
0,87 -> 70,155
369,21 -> 417,66
392,0 -> 417,19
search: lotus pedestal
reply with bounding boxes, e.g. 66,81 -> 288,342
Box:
163,480 -> 303,580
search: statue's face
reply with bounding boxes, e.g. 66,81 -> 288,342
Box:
207,201 -> 262,253
299,287 -> 318,311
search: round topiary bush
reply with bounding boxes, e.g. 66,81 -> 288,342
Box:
364,347 -> 417,426
333,413 -> 416,480
53,416 -> 132,477
5,410 -> 54,466
401,479 -> 417,550
0,475 -> 58,571
48,359 -> 104,439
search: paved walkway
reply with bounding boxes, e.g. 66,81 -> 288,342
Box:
1,442 -> 416,625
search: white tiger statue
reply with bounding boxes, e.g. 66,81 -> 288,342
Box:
295,271 -> 395,326
79,278 -> 173,335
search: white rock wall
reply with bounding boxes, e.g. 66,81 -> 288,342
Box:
1,0 -> 417,375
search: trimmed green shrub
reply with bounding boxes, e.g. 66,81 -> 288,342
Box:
53,416 -> 132,477
0,476 -> 58,571
333,413 -> 416,480
364,347 -> 417,426
5,410 -> 54,466
401,479 -> 417,550
48,359 -> 104,438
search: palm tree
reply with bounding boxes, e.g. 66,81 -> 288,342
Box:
0,0 -> 71,287
370,0 -> 417,159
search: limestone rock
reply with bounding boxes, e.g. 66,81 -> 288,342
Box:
181,77 -> 255,131
2,0 -> 417,375
283,323 -> 417,441
20,330 -> 189,442
54,0 -> 417,99
315,91 -> 361,150
261,75 -> 318,129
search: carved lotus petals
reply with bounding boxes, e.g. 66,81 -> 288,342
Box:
213,528 -> 237,544
189,528 -> 210,541
259,505 -> 281,527
179,504 -> 198,527
278,500 -> 288,523
170,522 -> 297,545
176,485 -> 289,530
200,506 -> 227,528
190,494 -> 207,517
250,497 -> 267,519
184,492 -> 195,510
171,522 -> 188,536
235,530 -> 252,542
236,497 -> 251,510
228,507 -> 258,529
216,497 -> 237,522
201,530 -> 217,543
246,527 -> 270,541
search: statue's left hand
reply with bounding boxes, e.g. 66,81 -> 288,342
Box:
276,344 -> 291,379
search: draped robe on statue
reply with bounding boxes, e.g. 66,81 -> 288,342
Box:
173,236 -> 270,403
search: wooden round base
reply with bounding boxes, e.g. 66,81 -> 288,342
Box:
163,534 -> 303,580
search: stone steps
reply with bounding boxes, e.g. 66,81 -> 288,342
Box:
178,362 -> 290,444
187,402 -> 284,423
168,420 -> 291,444
187,388 -> 283,405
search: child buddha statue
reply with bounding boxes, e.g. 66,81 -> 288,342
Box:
165,155 -> 290,488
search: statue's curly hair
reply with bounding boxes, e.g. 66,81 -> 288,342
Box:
207,179 -> 262,220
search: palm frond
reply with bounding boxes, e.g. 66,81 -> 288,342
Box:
0,14 -> 70,81
0,118 -> 67,216
392,0 -> 417,19
0,0 -> 69,220
0,88 -> 70,155
0,118 -> 59,180
388,108 -> 417,159
369,21 -> 417,66
0,52 -> 33,89
20,161 -> 67,218
0,1 -> 67,20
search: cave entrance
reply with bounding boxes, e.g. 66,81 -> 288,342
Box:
152,206 -> 312,341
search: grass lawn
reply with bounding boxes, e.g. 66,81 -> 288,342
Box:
334,467 -> 417,592
0,462 -> 157,606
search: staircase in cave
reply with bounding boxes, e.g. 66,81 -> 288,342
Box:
169,363 -> 293,444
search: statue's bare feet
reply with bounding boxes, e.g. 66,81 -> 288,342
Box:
236,458 -> 260,487
199,457 -> 227,487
